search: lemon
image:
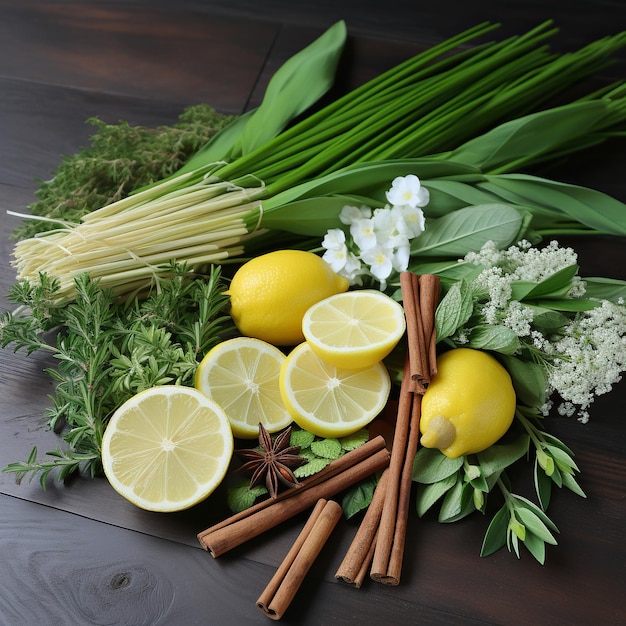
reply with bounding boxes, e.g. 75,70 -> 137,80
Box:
420,348 -> 516,458
194,336 -> 292,439
227,250 -> 349,346
302,290 -> 406,370
101,385 -> 234,512
279,342 -> 391,438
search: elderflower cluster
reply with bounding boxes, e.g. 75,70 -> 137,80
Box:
321,175 -> 428,290
459,240 -> 626,421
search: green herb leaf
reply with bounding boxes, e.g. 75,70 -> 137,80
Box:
435,279 -> 474,340
480,505 -> 509,557
339,429 -> 370,451
310,438 -> 343,460
438,476 -> 475,523
411,204 -> 523,258
413,447 -> 464,484
466,324 -> 520,354
476,435 -> 530,480
415,473 -> 458,517
498,355 -> 547,407
342,474 -> 379,519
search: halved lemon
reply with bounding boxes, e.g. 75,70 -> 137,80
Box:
194,337 -> 292,438
101,385 -> 233,512
302,290 -> 406,370
279,342 -> 391,438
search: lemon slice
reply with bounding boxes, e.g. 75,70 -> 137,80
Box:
302,290 -> 406,370
101,385 -> 233,512
279,342 -> 391,438
194,337 -> 292,438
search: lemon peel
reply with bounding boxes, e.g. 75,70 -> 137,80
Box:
420,348 -> 516,458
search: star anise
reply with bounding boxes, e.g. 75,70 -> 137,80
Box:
234,423 -> 308,498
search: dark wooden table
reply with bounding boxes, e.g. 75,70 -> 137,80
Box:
1,2 -> 624,624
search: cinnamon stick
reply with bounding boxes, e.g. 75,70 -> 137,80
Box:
198,441 -> 390,557
335,468 -> 390,587
198,435 -> 387,542
257,499 -> 343,620
370,272 -> 440,586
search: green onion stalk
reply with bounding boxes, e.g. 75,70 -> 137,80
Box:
10,20 -> 626,301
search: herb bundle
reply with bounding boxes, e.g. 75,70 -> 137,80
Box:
9,21 -> 626,302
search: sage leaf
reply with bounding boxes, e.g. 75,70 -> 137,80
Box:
534,457 -> 552,510
560,472 -> 587,498
413,447 -> 464,484
477,434 -> 530,479
515,508 -> 558,545
435,279 -> 474,340
512,495 -> 559,533
546,445 -> 580,473
411,204 -> 522,258
416,473 -> 458,517
523,532 -> 546,565
480,505 -> 509,557
439,478 -> 475,523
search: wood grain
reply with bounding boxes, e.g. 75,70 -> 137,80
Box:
0,1 -> 625,624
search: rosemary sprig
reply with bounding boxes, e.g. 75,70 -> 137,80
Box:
1,262 -> 234,485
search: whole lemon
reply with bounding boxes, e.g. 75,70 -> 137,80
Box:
227,250 -> 349,346
420,348 -> 516,458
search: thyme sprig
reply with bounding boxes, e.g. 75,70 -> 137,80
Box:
1,262 -> 234,486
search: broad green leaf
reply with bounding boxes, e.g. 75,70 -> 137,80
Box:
498,355 -> 547,407
175,109 -> 258,174
446,101 -> 608,173
408,260 -> 483,284
515,508 -> 558,545
435,279 -> 474,340
530,298 -> 599,312
480,505 -> 509,557
524,265 -> 580,299
481,174 -> 626,236
263,158 -> 480,211
523,532 -> 546,564
439,478 -> 475,523
476,434 -> 530,479
582,277 -> 626,303
525,305 -> 570,331
466,324 -> 520,354
412,447 -> 464,484
415,473 -> 457,517
411,204 -> 523,258
227,482 -> 267,513
237,21 -> 347,155
423,179 -> 501,217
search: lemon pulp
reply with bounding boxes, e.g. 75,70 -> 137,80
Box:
195,336 -> 292,438
101,385 -> 233,512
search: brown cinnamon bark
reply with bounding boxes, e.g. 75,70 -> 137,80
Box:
197,437 -> 390,557
257,499 -> 343,620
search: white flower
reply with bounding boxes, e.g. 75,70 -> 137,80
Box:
360,243 -> 394,284
385,174 -> 430,209
321,228 -> 350,273
394,205 -> 426,238
339,204 -> 371,225
350,218 -> 377,251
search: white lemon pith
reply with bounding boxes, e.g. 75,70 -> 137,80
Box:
302,290 -> 406,370
194,336 -> 292,438
279,342 -> 391,438
101,385 -> 234,512
420,348 -> 516,459
227,250 -> 349,346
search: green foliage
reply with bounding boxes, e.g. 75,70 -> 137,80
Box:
1,263 -> 234,484
12,105 -> 235,241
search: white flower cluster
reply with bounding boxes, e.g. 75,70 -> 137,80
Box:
322,175 -> 428,290
467,240 -> 585,334
537,299 -> 626,423
461,240 -> 626,422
